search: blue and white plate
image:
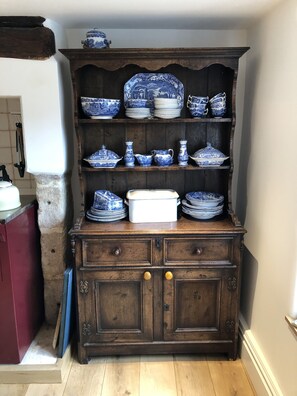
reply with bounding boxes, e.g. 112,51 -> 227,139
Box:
124,73 -> 184,109
86,209 -> 127,222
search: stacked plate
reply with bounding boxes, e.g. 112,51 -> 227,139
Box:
154,98 -> 181,119
86,206 -> 127,222
86,190 -> 128,222
182,191 -> 224,220
125,107 -> 151,119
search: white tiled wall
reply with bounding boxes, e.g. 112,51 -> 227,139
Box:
0,97 -> 36,195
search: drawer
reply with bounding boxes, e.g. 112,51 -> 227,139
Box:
82,238 -> 153,267
164,237 -> 233,265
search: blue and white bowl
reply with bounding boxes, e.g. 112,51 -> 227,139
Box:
185,191 -> 224,208
135,154 -> 153,167
81,97 -> 121,119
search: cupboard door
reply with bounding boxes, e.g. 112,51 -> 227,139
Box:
163,268 -> 239,341
78,269 -> 153,343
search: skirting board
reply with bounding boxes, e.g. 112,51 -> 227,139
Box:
239,314 -> 283,396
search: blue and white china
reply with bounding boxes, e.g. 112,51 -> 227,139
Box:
153,153 -> 174,166
154,98 -> 180,109
209,92 -> 227,118
154,108 -> 181,119
125,107 -> 151,119
86,208 -> 127,222
84,145 -> 122,168
210,106 -> 226,118
81,97 -> 121,119
152,149 -> 174,156
135,154 -> 153,167
124,141 -> 135,167
178,140 -> 189,166
182,199 -> 223,211
124,73 -> 184,109
190,142 -> 228,167
209,92 -> 226,103
81,28 -> 111,49
187,95 -> 209,106
185,191 -> 224,208
127,98 -> 150,108
182,205 -> 223,220
152,149 -> 174,165
188,105 -> 208,118
182,190 -> 224,219
93,190 -> 124,211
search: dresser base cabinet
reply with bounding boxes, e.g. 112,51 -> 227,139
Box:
71,218 -> 245,364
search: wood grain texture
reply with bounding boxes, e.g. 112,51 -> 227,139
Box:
0,354 -> 256,396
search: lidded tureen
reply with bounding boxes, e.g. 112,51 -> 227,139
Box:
84,145 -> 122,168
190,142 -> 229,167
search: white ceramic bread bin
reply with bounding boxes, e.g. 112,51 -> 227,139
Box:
126,189 -> 179,223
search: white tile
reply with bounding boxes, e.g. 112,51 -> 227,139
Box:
0,98 -> 8,113
0,131 -> 11,147
0,147 -> 12,163
0,114 -> 9,130
7,97 -> 21,114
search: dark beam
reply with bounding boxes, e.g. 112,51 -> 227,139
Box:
0,16 -> 55,60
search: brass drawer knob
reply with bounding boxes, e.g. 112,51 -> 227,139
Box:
165,271 -> 173,280
195,247 -> 203,255
143,271 -> 152,281
113,247 -> 121,256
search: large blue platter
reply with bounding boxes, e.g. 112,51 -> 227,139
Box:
124,73 -> 184,109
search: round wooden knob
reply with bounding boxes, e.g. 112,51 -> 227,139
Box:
143,271 -> 152,281
113,247 -> 121,256
195,247 -> 203,255
165,271 -> 173,280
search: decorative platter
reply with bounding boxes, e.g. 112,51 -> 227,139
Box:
124,73 -> 184,109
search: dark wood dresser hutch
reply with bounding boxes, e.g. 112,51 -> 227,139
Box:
60,47 -> 248,363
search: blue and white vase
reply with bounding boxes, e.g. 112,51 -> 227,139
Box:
124,141 -> 135,167
178,140 -> 189,166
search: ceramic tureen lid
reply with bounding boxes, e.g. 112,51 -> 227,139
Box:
88,145 -> 120,160
192,142 -> 226,159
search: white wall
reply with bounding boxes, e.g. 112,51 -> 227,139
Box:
0,20 -> 72,177
238,0 -> 297,394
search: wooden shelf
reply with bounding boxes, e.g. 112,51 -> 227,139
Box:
78,117 -> 233,124
81,164 -> 230,172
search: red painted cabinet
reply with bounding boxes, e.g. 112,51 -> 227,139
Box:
0,198 -> 44,363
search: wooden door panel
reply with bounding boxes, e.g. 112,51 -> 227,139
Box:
175,279 -> 220,330
163,268 -> 238,341
78,270 -> 153,343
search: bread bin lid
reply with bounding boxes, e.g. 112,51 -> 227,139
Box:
126,189 -> 179,200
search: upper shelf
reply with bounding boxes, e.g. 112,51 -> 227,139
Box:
60,47 -> 250,72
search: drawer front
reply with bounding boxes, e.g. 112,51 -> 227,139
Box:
82,238 -> 153,267
164,237 -> 233,265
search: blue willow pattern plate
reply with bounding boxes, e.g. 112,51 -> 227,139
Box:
124,73 -> 184,109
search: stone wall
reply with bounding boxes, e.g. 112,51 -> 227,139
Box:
35,172 -> 73,325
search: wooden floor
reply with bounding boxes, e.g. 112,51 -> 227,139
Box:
0,354 -> 256,396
